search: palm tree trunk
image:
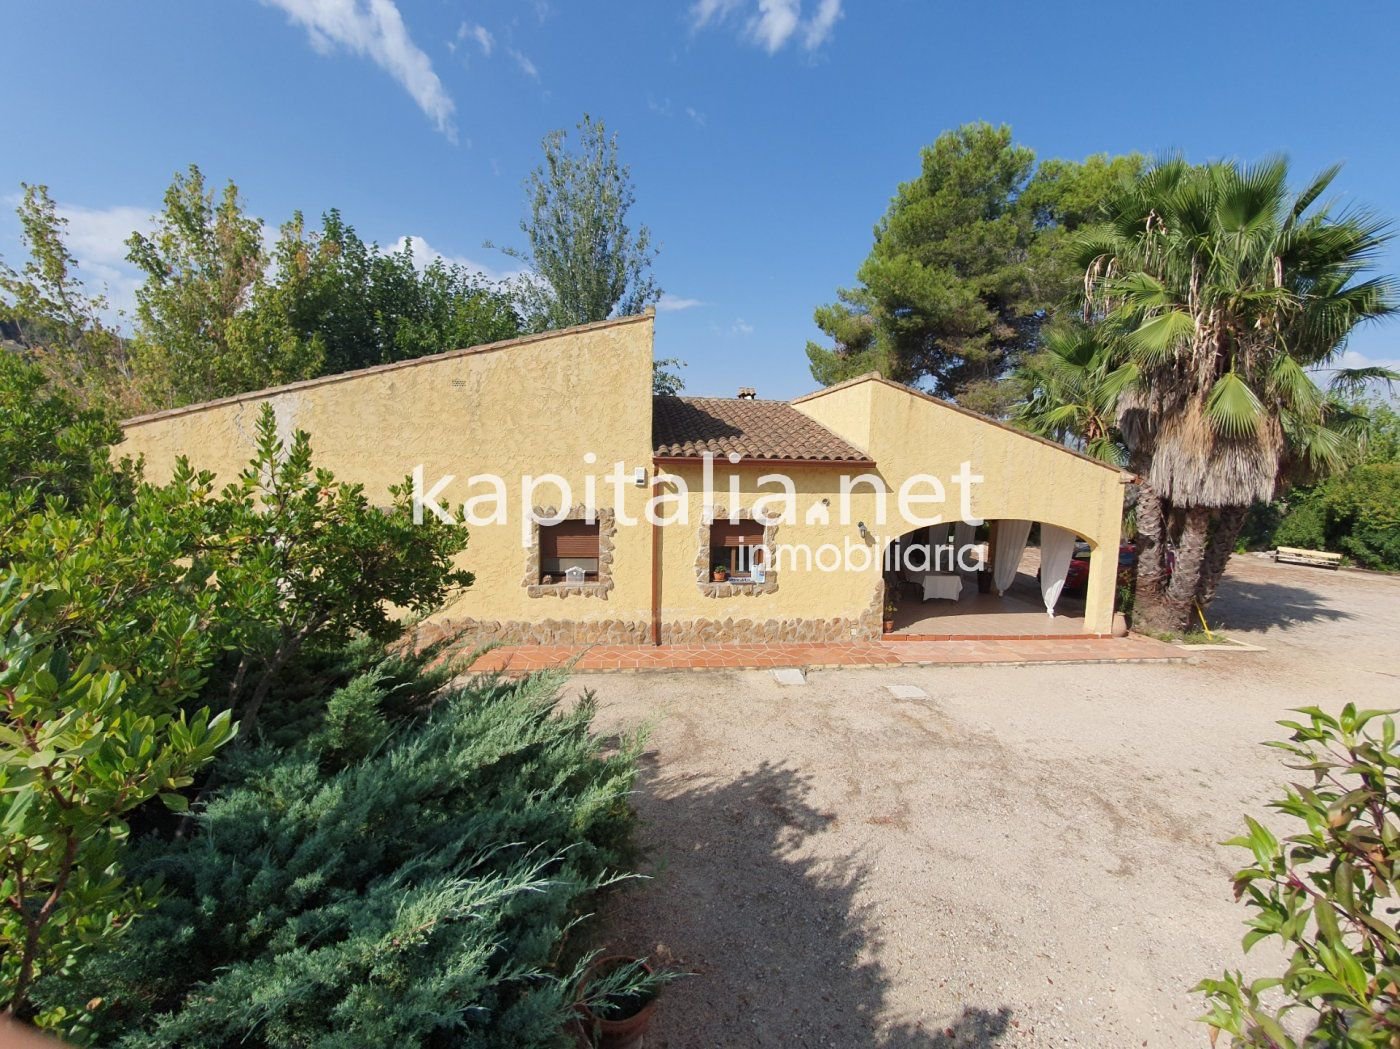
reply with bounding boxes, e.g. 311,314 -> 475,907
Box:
1127,481 -> 1169,627
1137,505 -> 1210,634
1196,505 -> 1249,610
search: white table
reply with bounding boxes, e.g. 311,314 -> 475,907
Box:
921,572 -> 963,602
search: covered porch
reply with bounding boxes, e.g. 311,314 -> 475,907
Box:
883,524 -> 1116,640
885,549 -> 1098,639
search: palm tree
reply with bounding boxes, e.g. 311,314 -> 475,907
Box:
1014,322 -> 1130,465
1076,157 -> 1397,632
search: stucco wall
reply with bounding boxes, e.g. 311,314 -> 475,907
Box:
120,315 -> 659,643
793,376 -> 1127,633
654,464 -> 883,642
119,330 -> 1125,645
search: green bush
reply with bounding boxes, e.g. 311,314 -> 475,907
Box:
0,580 -> 235,1026
1197,704 -> 1400,1047
1261,464 -> 1400,570
1273,493 -> 1329,552
43,667 -> 640,1048
1326,464 -> 1400,570
0,353 -> 127,508
5,332 -> 647,1046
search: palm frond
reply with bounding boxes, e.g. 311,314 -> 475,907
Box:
1281,408 -> 1357,476
1267,354 -> 1323,417
1205,371 -> 1265,439
1286,163 -> 1342,228
1129,308 -> 1195,365
1327,365 -> 1399,398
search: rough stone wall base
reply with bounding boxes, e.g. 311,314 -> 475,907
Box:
414,617 -> 650,647
411,581 -> 885,648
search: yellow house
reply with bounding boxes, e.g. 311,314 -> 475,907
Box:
120,312 -> 1127,644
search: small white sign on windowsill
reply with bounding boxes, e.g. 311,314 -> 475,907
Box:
564,566 -> 586,584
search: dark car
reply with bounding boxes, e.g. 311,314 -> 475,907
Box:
1053,541 -> 1152,594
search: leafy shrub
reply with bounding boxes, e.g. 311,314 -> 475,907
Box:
44,668 -> 640,1047
0,580 -> 234,1025
1197,704 -> 1400,1047
0,353 -> 127,508
0,366 -> 475,1032
1325,464 -> 1400,570
1273,493 -> 1329,552
199,402 -> 472,736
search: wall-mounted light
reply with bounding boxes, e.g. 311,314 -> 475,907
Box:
857,521 -> 870,540
634,467 -> 648,487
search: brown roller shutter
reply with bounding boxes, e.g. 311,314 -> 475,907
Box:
711,520 -> 765,548
540,520 -> 600,558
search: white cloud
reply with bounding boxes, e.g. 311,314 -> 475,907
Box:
802,0 -> 842,49
263,0 -> 457,140
507,47 -> 539,79
691,0 -> 742,28
393,234 -> 528,285
748,0 -> 799,53
731,318 -> 754,336
458,21 -> 493,56
43,202 -> 155,322
657,293 -> 702,312
689,0 -> 842,53
649,97 -> 706,127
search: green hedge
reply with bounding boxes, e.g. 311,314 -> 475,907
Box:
41,667 -> 639,1048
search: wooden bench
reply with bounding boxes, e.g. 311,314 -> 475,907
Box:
1274,546 -> 1343,569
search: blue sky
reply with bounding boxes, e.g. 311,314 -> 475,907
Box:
4,0 -> 1399,400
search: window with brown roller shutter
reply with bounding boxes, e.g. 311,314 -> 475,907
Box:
710,519 -> 766,578
539,520 -> 601,582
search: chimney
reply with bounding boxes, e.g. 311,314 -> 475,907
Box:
737,387 -> 756,399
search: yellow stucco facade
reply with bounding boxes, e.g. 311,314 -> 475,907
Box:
119,313 -> 1126,643
120,315 -> 659,641
792,375 -> 1127,632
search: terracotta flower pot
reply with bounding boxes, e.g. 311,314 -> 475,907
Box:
882,619 -> 894,633
712,571 -> 727,582
570,956 -> 658,1049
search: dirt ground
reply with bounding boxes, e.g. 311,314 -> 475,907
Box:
573,554 -> 1400,1048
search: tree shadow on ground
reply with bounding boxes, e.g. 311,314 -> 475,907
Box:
594,755 -> 1012,1048
1209,575 -> 1352,632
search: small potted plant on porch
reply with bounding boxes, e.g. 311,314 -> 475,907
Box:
711,563 -> 729,582
570,955 -> 676,1049
883,599 -> 898,633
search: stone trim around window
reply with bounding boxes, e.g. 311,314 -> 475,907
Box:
524,505 -> 616,599
696,504 -> 779,597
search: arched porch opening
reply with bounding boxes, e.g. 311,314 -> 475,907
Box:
882,519 -> 1121,639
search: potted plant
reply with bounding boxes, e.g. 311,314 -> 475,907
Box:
883,599 -> 897,633
711,564 -> 729,582
571,955 -> 674,1049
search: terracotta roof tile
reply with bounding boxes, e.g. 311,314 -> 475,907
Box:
652,396 -> 872,463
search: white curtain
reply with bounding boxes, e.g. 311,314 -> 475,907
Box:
1039,524 -> 1078,617
992,519 -> 1032,595
953,520 -> 976,572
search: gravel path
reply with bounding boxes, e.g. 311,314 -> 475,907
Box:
574,554 -> 1400,1048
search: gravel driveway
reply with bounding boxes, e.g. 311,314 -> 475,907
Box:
574,554 -> 1400,1048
